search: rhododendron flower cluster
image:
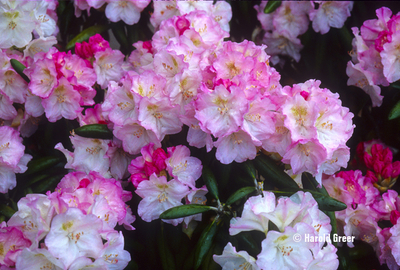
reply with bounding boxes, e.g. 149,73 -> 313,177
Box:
347,6 -> 400,107
1,171 -> 134,269
214,191 -> 338,270
73,0 -> 151,25
324,141 -> 400,269
0,0 -> 58,49
255,1 -> 353,65
131,143 -> 205,226
0,126 -> 31,193
150,0 -> 232,32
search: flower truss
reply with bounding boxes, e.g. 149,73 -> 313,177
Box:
1,1 -> 400,270
347,7 -> 400,107
255,1 -> 354,66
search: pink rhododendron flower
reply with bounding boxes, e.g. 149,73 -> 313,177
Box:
309,1 -> 353,34
213,242 -> 259,270
45,208 -> 103,268
105,0 -> 150,25
135,173 -> 190,225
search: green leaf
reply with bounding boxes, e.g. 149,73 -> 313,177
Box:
0,204 -> 16,219
264,1 -> 281,14
271,189 -> 347,211
202,166 -> 219,200
194,218 -> 222,269
389,99 -> 400,120
159,223 -> 176,270
254,154 -> 299,189
33,174 -> 65,193
324,210 -> 338,247
160,205 -> 214,220
10,59 -> 30,83
66,25 -> 109,51
242,160 -> 257,180
111,22 -> 130,53
24,156 -> 63,176
74,124 -> 113,140
225,186 -> 256,206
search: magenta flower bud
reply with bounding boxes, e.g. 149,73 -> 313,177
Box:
382,163 -> 393,179
390,210 -> 400,225
142,40 -> 153,54
89,33 -> 110,53
363,153 -> 373,169
153,148 -> 168,171
373,160 -> 385,174
392,161 -> 400,178
175,16 -> 190,35
300,90 -> 310,100
382,147 -> 393,163
75,41 -> 94,59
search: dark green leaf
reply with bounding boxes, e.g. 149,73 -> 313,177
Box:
225,186 -> 256,206
0,204 -> 16,219
10,59 -> 30,83
159,223 -> 176,270
24,156 -> 63,176
202,166 -> 219,200
389,99 -> 400,120
264,1 -> 281,14
194,218 -> 221,269
254,154 -> 299,189
74,124 -> 113,140
111,22 -> 130,53
33,174 -> 65,193
242,160 -> 257,180
66,25 -> 109,51
160,204 -> 214,220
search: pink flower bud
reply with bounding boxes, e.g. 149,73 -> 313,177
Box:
390,210 -> 400,225
75,41 -> 94,59
175,16 -> 190,35
392,161 -> 400,178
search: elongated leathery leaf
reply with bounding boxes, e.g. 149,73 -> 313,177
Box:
74,124 -> 113,140
66,24 -> 109,51
10,59 -> 30,83
159,224 -> 176,270
202,166 -> 219,200
0,204 -> 16,219
24,156 -> 63,176
389,99 -> 400,120
264,1 -> 281,14
254,154 -> 299,189
160,204 -> 214,220
194,217 -> 222,269
225,186 -> 256,206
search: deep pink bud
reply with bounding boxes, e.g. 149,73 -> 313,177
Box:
153,148 -> 167,171
382,147 -> 393,163
78,178 -> 91,188
130,173 -> 148,188
373,160 -> 385,174
382,163 -> 393,179
300,90 -> 310,100
365,170 -> 378,183
390,210 -> 400,225
392,161 -> 400,178
144,161 -> 159,176
363,154 -> 373,169
142,41 -> 153,54
75,41 -> 94,59
89,33 -> 110,53
176,16 -> 190,35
